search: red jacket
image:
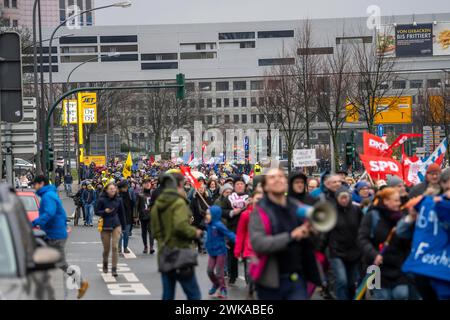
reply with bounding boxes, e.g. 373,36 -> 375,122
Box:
234,204 -> 255,258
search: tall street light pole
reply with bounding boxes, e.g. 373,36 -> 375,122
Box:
47,1 -> 131,164
64,52 -> 120,173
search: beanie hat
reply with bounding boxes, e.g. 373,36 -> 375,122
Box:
386,175 -> 403,187
355,181 -> 370,192
233,176 -> 246,185
220,183 -> 233,195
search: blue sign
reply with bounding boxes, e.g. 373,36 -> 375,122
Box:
377,124 -> 384,137
244,136 -> 249,151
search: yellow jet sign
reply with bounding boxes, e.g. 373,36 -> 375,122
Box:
80,92 -> 97,124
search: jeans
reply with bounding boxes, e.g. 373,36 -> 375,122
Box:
329,258 -> 360,300
84,204 -> 94,225
65,183 -> 72,195
161,271 -> 202,300
227,243 -> 238,281
256,274 -> 308,300
372,284 -> 410,300
119,224 -> 132,250
207,255 -> 226,289
140,219 -> 154,249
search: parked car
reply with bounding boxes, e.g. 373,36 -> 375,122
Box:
16,190 -> 40,222
14,158 -> 35,171
0,184 -> 61,299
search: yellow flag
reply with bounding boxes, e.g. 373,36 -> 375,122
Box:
123,152 -> 133,178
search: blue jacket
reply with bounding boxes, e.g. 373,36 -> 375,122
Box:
95,194 -> 126,231
205,205 -> 235,257
82,188 -> 97,205
310,171 -> 329,199
32,185 -> 68,240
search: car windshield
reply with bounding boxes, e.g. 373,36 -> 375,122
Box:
0,214 -> 17,277
19,196 -> 38,211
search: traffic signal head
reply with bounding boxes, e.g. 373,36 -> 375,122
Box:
48,147 -> 54,172
176,73 -> 185,100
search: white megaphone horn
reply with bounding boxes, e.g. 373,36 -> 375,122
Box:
296,201 -> 337,232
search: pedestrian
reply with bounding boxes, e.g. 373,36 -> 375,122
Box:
409,163 -> 441,198
205,205 -> 236,299
63,172 -> 73,196
31,175 -> 89,299
249,168 -> 321,300
352,181 -> 374,206
307,178 -> 320,192
326,186 -> 363,300
288,171 -> 316,205
358,187 -> 413,300
118,180 -> 135,254
95,182 -> 126,277
137,178 -> 155,254
190,184 -> 212,253
82,183 -> 96,227
207,179 -> 221,203
150,173 -> 203,300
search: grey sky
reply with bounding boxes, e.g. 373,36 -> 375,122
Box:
94,0 -> 450,25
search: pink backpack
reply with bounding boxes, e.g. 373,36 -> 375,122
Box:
249,206 -> 272,282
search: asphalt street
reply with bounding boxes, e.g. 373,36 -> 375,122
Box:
51,193 -> 250,300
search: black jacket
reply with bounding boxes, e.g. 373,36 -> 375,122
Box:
95,194 -> 126,231
327,202 -> 363,262
137,189 -> 152,221
219,193 -> 248,232
358,206 -> 411,288
120,191 -> 135,225
190,192 -> 212,230
288,172 -> 316,206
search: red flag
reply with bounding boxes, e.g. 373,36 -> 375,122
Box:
388,133 -> 422,152
149,155 -> 155,164
249,169 -> 254,178
359,154 -> 403,180
403,155 -> 420,187
187,151 -> 194,163
363,132 -> 392,157
180,165 -> 201,189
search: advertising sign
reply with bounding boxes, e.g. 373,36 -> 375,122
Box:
83,155 -> 106,166
62,99 -> 77,125
395,24 -> 433,57
293,149 -> 317,167
433,22 -> 450,56
374,96 -> 412,124
79,92 -> 97,124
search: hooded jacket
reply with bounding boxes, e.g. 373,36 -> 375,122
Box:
205,205 -> 236,257
137,188 -> 152,221
327,187 -> 363,262
32,185 -> 67,240
95,194 -> 126,231
150,188 -> 198,259
288,172 -> 316,206
234,204 -> 255,259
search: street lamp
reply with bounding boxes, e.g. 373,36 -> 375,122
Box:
22,34 -> 74,52
47,1 -> 131,156
64,52 -> 121,172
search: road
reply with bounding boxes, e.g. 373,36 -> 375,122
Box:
51,193 -> 250,300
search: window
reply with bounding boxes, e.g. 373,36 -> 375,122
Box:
141,53 -> 177,60
251,80 -> 263,90
101,54 -> 139,62
23,65 -> 58,73
199,99 -> 205,108
427,79 -> 441,88
224,98 -> 230,107
258,58 -> 295,66
60,36 -> 97,44
61,55 -> 97,63
242,115 -> 248,124
189,99 -> 196,108
225,115 -> 230,123
216,98 -> 222,108
207,116 -> 213,124
259,114 -> 265,123
233,98 -> 239,107
4,0 -> 9,8
37,46 -> 57,54
241,98 -> 247,107
100,35 -> 138,43
268,79 -> 281,89
185,83 -> 195,92
101,45 -> 138,53
207,99 -> 212,108
12,19 -> 18,27
410,80 -> 423,89
251,114 -> 257,123
240,41 -> 255,48
61,46 -> 97,54
233,81 -> 247,91
336,36 -> 373,44
196,43 -> 206,50
234,115 -> 240,123
141,62 -> 178,70
199,82 -> 212,91
131,117 -> 137,126
392,80 -> 406,89
251,97 -> 257,106
258,97 -> 264,106
258,30 -> 294,38
216,81 -> 229,91
219,32 -> 255,40
180,52 -> 216,59
216,115 -> 222,124
139,117 -> 145,126
298,47 -> 334,55
0,215 -> 17,277
11,0 -> 17,7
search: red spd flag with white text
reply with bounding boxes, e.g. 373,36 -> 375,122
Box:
363,132 -> 392,157
359,154 -> 403,180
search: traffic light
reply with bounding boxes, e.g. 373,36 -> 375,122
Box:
176,73 -> 185,100
345,142 -> 355,166
48,147 -> 54,172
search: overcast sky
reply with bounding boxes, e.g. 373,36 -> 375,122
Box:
94,0 -> 450,25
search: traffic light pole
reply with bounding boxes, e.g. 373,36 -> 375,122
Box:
44,82 -> 184,174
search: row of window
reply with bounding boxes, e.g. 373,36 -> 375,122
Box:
218,30 -> 294,40
59,0 -> 93,26
202,114 -> 267,125
59,35 -> 138,44
187,80 -> 264,92
379,79 -> 450,90
187,96 -> 271,108
0,18 -> 18,27
3,0 -> 17,8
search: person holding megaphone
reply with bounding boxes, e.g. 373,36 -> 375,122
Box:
249,168 -> 324,300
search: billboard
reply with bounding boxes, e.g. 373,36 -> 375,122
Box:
395,24 -> 433,57
374,96 -> 412,124
434,23 -> 450,56
429,96 -> 450,122
78,92 -> 97,124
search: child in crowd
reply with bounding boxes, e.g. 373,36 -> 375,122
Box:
205,205 -> 236,299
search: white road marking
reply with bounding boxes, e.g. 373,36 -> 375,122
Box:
71,241 -> 102,244
107,283 -> 150,295
97,263 -> 150,296
123,248 -> 137,259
